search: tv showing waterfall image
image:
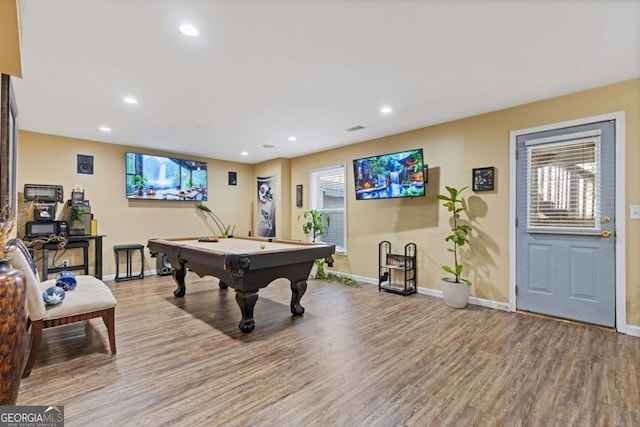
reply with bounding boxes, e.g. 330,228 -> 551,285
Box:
126,152 -> 208,201
353,148 -> 425,200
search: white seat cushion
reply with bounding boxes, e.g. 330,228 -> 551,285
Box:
39,275 -> 117,320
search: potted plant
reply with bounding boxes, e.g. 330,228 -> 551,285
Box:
68,205 -> 86,235
196,204 -> 236,237
298,209 -> 331,278
299,209 -> 330,243
436,186 -> 472,308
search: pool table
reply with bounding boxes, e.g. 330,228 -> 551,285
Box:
147,236 -> 335,332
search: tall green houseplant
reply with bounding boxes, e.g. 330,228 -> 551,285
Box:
299,209 -> 330,242
298,209 -> 358,287
436,186 -> 472,286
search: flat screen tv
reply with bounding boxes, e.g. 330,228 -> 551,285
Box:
353,148 -> 425,200
126,152 -> 208,201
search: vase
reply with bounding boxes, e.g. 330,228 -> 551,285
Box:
0,257 -> 27,405
308,262 -> 318,279
441,278 -> 471,309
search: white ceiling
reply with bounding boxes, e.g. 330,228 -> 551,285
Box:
12,0 -> 640,164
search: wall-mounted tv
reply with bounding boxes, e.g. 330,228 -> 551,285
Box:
353,148 -> 425,200
126,152 -> 208,201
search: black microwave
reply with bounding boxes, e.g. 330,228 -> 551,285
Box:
26,220 -> 67,237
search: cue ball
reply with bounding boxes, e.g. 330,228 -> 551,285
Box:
260,244 -> 266,249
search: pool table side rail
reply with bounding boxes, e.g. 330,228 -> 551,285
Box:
147,238 -> 335,271
150,236 -> 328,247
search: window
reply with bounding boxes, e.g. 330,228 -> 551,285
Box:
526,130 -> 601,233
309,165 -> 346,254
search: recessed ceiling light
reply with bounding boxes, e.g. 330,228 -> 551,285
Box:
99,126 -> 111,132
288,136 -> 297,142
123,97 -> 138,104
241,151 -> 249,156
380,107 -> 392,114
180,24 -> 199,37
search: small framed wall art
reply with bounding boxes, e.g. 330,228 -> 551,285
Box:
472,167 -> 495,192
228,171 -> 237,186
296,184 -> 303,208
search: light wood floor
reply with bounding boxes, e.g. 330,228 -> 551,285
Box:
17,273 -> 640,426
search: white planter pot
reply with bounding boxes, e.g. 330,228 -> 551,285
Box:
308,262 -> 318,279
441,278 -> 471,308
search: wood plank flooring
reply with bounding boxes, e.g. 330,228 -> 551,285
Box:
16,273 -> 640,426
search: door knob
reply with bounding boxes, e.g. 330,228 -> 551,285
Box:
601,230 -> 612,238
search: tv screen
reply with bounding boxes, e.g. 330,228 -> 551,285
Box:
353,148 -> 425,200
126,152 -> 208,201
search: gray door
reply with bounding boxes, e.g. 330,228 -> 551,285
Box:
516,121 -> 615,327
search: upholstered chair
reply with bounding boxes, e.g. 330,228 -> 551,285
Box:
8,239 -> 117,378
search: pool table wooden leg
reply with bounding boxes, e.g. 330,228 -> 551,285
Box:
290,279 -> 307,316
235,290 -> 258,333
172,261 -> 187,297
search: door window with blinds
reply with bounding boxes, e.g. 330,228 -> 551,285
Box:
526,130 -> 601,233
309,165 -> 346,254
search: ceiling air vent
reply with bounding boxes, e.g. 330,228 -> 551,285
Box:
346,125 -> 365,132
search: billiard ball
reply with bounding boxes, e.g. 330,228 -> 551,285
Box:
260,244 -> 266,249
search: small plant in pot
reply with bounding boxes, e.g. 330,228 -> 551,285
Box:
436,186 -> 472,308
68,205 -> 86,236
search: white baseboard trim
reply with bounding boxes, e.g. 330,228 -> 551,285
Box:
415,286 -> 510,311
416,286 -> 440,298
622,324 -> 640,337
348,273 -> 510,311
349,274 -> 377,285
104,268 -> 157,282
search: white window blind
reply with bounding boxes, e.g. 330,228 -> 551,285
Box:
526,132 -> 601,233
310,165 -> 346,253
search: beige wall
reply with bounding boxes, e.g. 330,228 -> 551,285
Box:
16,79 -> 640,327
287,78 -> 640,326
0,0 -> 22,77
16,132 -> 253,276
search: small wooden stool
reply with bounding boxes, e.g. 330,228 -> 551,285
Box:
113,244 -> 145,282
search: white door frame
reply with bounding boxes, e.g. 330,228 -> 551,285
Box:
509,111 -> 628,333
